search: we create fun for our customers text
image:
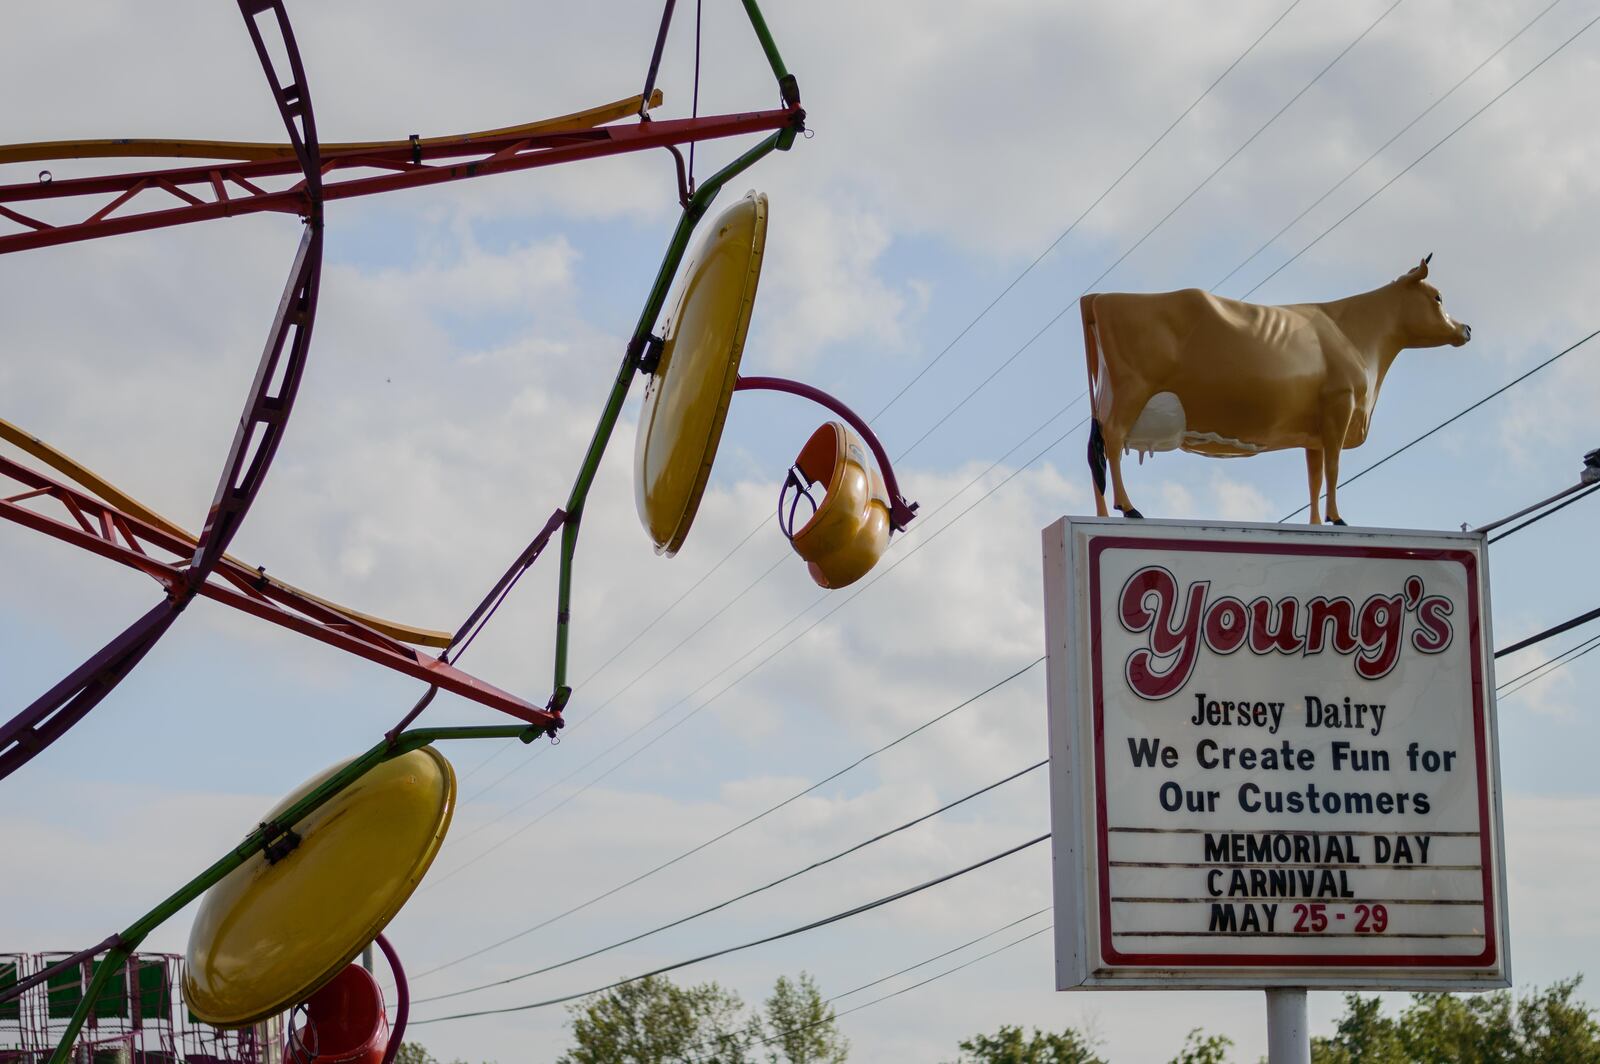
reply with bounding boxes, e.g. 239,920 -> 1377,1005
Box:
1116,565 -> 1463,821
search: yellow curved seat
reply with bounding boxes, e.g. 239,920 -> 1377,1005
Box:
787,422 -> 891,589
634,191 -> 768,556
183,747 -> 455,1027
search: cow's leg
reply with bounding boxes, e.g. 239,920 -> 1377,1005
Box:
1305,448 -> 1324,525
1103,425 -> 1143,518
1319,396 -> 1355,526
1102,383 -> 1155,519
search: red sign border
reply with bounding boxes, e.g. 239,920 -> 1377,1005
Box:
1087,535 -> 1496,970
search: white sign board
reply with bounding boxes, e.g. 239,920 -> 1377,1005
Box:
1043,517 -> 1509,989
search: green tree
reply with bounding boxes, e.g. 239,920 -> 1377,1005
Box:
1167,1028 -> 1232,1064
753,973 -> 848,1064
1311,978 -> 1600,1064
556,974 -> 752,1064
392,1047 -> 438,1064
950,1023 -> 1107,1063
1309,993 -> 1406,1064
391,1045 -> 492,1064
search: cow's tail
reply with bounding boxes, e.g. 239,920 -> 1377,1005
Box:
1088,418 -> 1109,516
1081,295 -> 1110,517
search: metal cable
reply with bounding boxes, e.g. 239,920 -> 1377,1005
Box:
1212,0 -> 1565,293
1241,8 -> 1600,300
409,833 -> 1050,1022
1279,327 -> 1600,521
417,759 -> 1046,1002
1488,480 -> 1600,544
411,656 -> 1044,977
423,409 -> 1082,894
433,398 -> 1080,863
868,0 -> 1308,423
893,0 -> 1401,464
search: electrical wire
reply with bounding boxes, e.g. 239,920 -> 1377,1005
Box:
447,1 -> 1311,792
732,924 -> 1054,1061
416,759 -> 1047,1003
680,908 -> 1053,1063
868,0 -> 1308,423
1495,603 -> 1600,660
892,0 -> 1401,465
447,0 -> 1339,795
424,407 -> 1081,894
454,389 -> 1079,811
1279,326 -> 1600,521
428,399 -> 1081,877
1488,480 -> 1600,544
452,0 -> 1401,819
1496,631 -> 1600,698
1212,0 -> 1566,293
408,832 -> 1050,1023
1240,8 -> 1600,300
412,656 -> 1044,977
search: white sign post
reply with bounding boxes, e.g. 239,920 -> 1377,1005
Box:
1043,518 -> 1509,1058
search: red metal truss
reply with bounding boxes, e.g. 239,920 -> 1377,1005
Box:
0,454 -> 561,732
0,107 -> 803,254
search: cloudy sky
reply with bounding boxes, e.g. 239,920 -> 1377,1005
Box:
4,0 -> 1600,1059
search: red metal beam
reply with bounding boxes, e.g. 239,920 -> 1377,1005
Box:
0,454 -> 559,731
0,108 -> 802,254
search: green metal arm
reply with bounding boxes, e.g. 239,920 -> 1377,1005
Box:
740,0 -> 798,105
43,725 -> 527,1064
548,124 -> 799,707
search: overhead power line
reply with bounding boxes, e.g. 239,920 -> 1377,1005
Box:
428,401 -> 1081,887
1488,481 -> 1600,544
454,1 -> 1312,790
1213,0 -> 1565,293
1241,8 -> 1600,300
417,759 -> 1048,1003
1280,327 -> 1600,521
893,0 -> 1400,466
744,925 -> 1053,1060
412,656 -> 1045,978
1495,603 -> 1600,660
409,832 -> 1050,1023
1496,631 -> 1600,698
429,409 -> 1082,890
453,386 -> 1079,814
684,909 -> 1054,1063
869,0 -> 1308,423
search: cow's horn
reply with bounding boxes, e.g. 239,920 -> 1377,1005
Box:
1422,252 -> 1433,265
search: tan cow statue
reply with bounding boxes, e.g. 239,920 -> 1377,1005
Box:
1083,256 -> 1471,524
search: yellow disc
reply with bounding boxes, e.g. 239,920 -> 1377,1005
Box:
183,747 -> 455,1028
635,191 -> 769,556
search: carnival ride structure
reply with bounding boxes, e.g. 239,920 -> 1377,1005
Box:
0,2 -> 920,1061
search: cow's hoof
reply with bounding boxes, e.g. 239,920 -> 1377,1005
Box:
1120,507 -> 1144,520
1331,518 -> 1347,526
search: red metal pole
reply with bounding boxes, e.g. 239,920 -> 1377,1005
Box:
0,109 -> 801,254
0,456 -> 560,731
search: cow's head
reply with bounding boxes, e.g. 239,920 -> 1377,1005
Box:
1394,254 -> 1471,348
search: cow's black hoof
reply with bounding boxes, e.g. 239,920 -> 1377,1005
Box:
1120,507 -> 1144,520
1332,518 -> 1347,526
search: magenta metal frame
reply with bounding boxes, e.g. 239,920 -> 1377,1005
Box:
374,934 -> 408,1064
734,375 -> 919,531
0,0 -> 330,782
